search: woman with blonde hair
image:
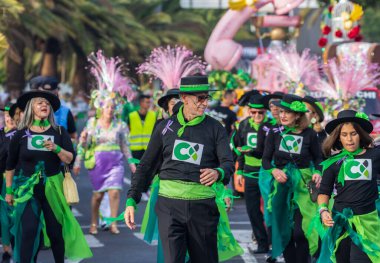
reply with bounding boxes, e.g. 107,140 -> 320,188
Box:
262,94 -> 323,262
5,90 -> 92,263
73,50 -> 136,235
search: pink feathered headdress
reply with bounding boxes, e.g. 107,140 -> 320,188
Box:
137,46 -> 206,90
88,50 -> 135,114
268,46 -> 321,95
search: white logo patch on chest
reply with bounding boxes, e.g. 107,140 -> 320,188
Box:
172,139 -> 204,165
27,135 -> 54,151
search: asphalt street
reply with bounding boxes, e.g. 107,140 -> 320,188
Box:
35,165 -> 279,263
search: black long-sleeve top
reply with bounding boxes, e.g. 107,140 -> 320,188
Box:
235,118 -> 267,173
128,115 -> 234,203
0,128 -> 16,174
319,148 -> 380,215
262,127 -> 323,172
6,127 -> 75,177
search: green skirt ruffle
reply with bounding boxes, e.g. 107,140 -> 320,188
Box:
258,167 -> 273,227
0,174 -> 13,246
140,176 -> 244,262
318,208 -> 380,263
11,170 -> 92,262
268,164 -> 319,258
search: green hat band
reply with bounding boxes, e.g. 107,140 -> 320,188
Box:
280,100 -> 307,112
248,103 -> 264,109
355,112 -> 369,121
180,84 -> 210,92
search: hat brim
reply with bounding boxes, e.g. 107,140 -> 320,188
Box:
302,98 -> 324,122
325,117 -> 373,134
272,100 -> 307,113
372,113 -> 380,118
158,94 -> 179,110
179,89 -> 218,94
9,104 -> 18,119
17,91 -> 61,112
262,94 -> 283,109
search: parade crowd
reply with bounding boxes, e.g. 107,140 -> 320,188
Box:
0,50 -> 380,263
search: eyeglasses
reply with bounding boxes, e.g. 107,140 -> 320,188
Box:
188,94 -> 212,104
250,111 -> 265,115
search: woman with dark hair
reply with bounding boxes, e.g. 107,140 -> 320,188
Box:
5,91 -> 92,263
262,94 -> 323,262
0,102 -> 17,261
318,110 -> 380,263
302,95 -> 327,147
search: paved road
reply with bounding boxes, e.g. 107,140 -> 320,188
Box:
36,166 -> 277,263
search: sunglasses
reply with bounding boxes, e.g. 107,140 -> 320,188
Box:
189,94 -> 212,103
250,111 -> 265,115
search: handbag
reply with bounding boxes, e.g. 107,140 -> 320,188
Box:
279,132 -> 319,203
63,165 -> 80,205
58,126 -> 80,204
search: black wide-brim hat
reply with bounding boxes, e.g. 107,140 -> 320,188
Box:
158,89 -> 180,110
262,91 -> 284,109
17,91 -> 61,112
238,90 -> 260,106
30,76 -> 59,91
179,75 -> 218,93
0,102 -> 18,118
372,113 -> 380,118
302,95 -> 325,122
325,110 -> 373,134
272,94 -> 307,113
247,94 -> 265,109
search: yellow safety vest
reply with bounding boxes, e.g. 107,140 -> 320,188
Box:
129,111 -> 156,151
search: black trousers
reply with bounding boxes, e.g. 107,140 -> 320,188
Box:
336,236 -> 371,263
155,196 -> 219,263
283,209 -> 311,263
20,181 -> 64,263
244,176 -> 269,249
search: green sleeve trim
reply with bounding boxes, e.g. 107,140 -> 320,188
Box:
268,168 -> 275,174
127,158 -> 140,164
6,186 -> 13,195
314,170 -> 322,176
236,170 -> 244,176
126,198 -> 137,209
54,145 -> 62,154
215,168 -> 225,182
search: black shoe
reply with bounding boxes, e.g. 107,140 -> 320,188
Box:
265,257 -> 277,263
2,252 -> 11,263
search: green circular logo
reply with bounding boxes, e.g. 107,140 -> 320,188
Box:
345,160 -> 369,179
31,135 -> 45,149
174,142 -> 199,161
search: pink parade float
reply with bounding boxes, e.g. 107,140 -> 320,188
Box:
204,0 -> 305,71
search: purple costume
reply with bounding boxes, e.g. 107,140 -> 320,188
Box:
75,117 -> 133,192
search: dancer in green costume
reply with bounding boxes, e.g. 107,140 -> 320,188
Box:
262,94 -> 323,262
5,91 -> 92,263
0,102 -> 18,261
125,75 -> 241,263
318,110 -> 380,263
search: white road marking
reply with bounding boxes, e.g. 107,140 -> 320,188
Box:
231,229 -> 258,263
133,233 -> 158,246
72,208 -> 83,217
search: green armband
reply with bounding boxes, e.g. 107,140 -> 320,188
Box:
6,186 -> 13,195
236,170 -> 244,176
268,168 -> 275,174
215,168 -> 225,182
318,203 -> 328,210
126,198 -> 137,210
53,145 -> 62,154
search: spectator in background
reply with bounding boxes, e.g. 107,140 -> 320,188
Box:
128,94 -> 157,160
208,90 -> 237,136
30,76 -> 77,140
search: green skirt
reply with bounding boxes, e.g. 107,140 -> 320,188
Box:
268,164 -> 319,258
0,174 -> 13,246
11,169 -> 92,262
140,177 -> 244,262
318,208 -> 380,263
